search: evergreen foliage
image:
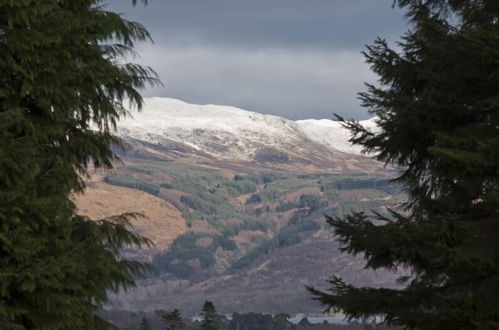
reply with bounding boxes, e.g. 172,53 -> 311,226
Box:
232,219 -> 320,269
199,301 -> 220,330
309,0 -> 499,329
105,173 -> 160,196
138,317 -> 151,330
298,317 -> 311,327
0,0 -> 156,328
180,195 -> 218,215
161,309 -> 186,330
153,232 -> 236,278
226,313 -> 295,330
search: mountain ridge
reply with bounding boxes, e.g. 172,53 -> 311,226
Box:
117,97 -> 377,161
76,97 -> 400,315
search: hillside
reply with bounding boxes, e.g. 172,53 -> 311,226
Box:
74,98 -> 401,315
76,177 -> 186,253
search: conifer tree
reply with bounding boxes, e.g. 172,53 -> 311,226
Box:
0,0 -> 157,328
199,301 -> 220,330
298,317 -> 310,327
162,309 -> 186,330
309,0 -> 499,329
138,317 -> 151,330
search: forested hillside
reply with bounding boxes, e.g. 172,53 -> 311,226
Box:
77,145 -> 404,314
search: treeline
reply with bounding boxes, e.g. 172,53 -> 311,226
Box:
276,194 -> 327,213
153,233 -> 237,278
234,173 -> 280,184
103,303 -> 400,330
178,191 -> 265,229
221,220 -> 267,237
319,178 -> 398,194
105,174 -> 160,196
232,220 -> 320,270
104,166 -> 275,201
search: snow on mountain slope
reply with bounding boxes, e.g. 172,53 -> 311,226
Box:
117,97 -> 376,160
295,117 -> 378,154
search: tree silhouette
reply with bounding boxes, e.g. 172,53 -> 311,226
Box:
0,0 -> 157,328
199,301 -> 220,330
162,308 -> 186,330
309,0 -> 499,329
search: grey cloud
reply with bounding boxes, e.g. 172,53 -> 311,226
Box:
109,0 -> 406,50
135,46 -> 376,120
107,0 -> 407,119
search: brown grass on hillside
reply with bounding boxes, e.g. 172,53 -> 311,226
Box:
74,181 -> 186,252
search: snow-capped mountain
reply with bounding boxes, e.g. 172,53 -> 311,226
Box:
117,97 -> 377,162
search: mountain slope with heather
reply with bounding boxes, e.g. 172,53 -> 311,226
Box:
75,98 -> 400,315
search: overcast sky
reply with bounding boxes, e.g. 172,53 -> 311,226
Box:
108,0 -> 407,120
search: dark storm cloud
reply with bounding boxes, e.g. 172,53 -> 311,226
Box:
107,0 -> 407,119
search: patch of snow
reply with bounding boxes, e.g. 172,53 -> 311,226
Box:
117,97 -> 378,159
295,117 -> 378,154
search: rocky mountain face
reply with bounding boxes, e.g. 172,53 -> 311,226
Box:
75,98 -> 401,316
